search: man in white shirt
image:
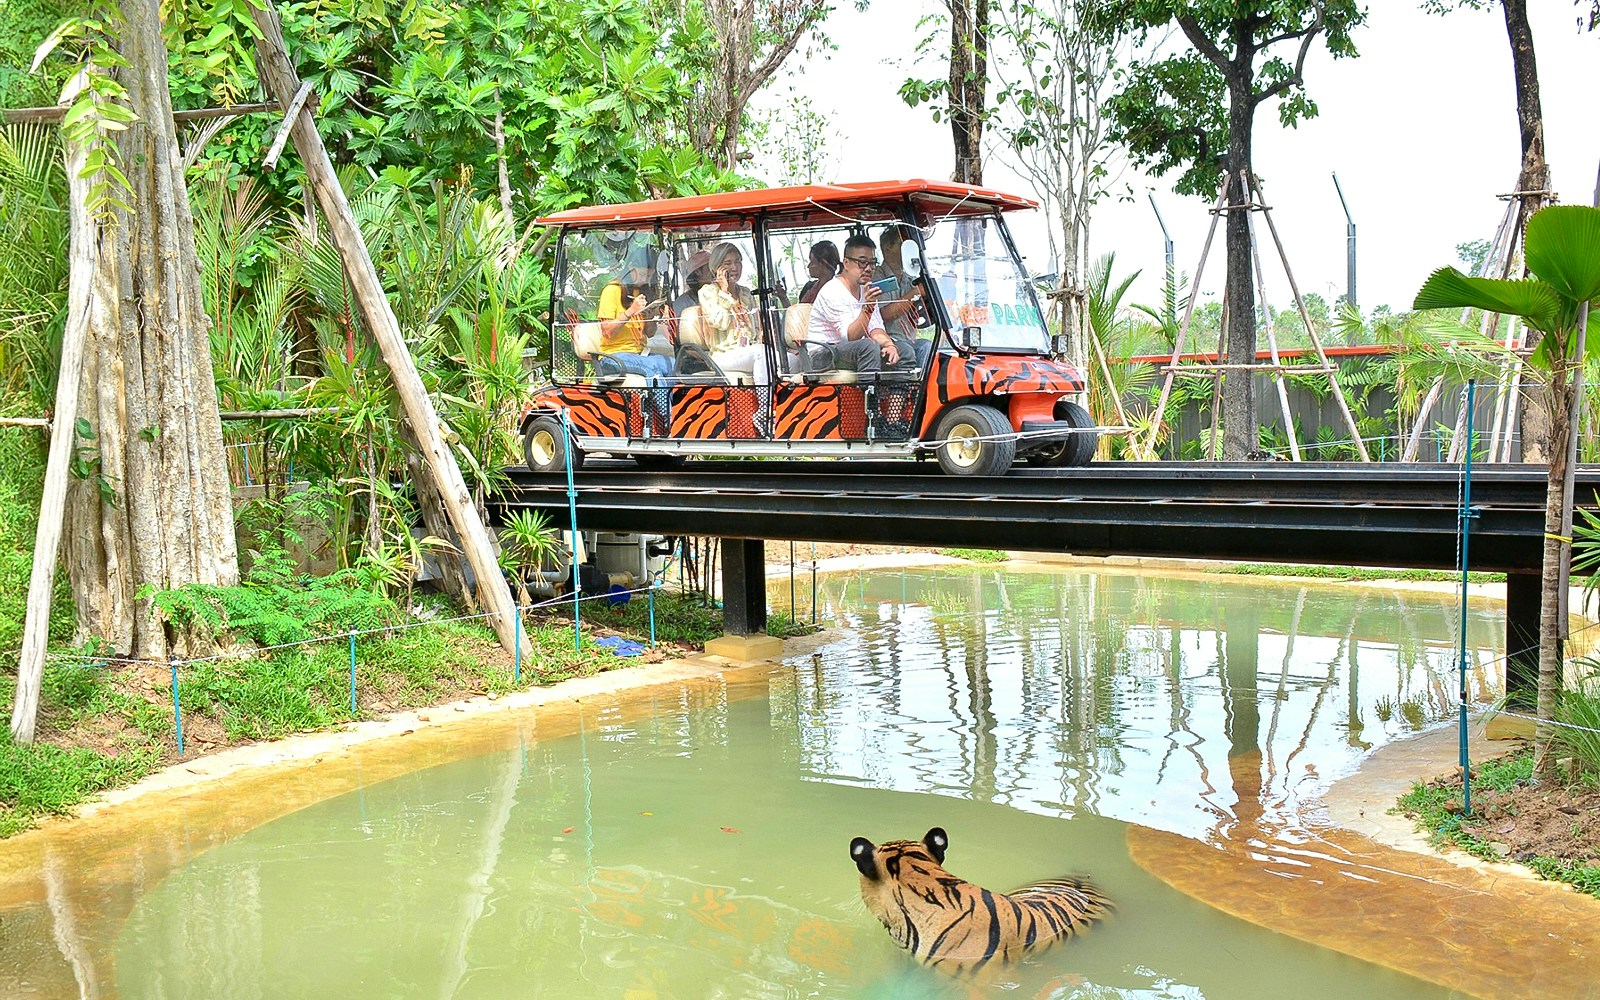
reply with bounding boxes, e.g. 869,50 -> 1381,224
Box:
803,234 -> 893,372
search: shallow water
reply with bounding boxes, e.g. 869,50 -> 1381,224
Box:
105,567 -> 1504,999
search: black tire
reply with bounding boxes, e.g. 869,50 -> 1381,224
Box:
523,414 -> 583,473
933,404 -> 1016,477
1056,399 -> 1099,467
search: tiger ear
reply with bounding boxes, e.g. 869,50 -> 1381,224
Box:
850,837 -> 879,880
924,827 -> 948,864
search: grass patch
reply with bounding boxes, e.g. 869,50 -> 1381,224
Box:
938,548 -> 1009,563
1397,751 -> 1600,899
1222,563 -> 1504,584
0,733 -> 162,838
571,590 -> 726,647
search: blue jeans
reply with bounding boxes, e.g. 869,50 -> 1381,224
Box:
596,352 -> 674,431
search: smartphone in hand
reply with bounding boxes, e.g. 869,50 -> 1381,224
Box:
870,276 -> 899,297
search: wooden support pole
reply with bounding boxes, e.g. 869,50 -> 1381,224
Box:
247,2 -> 525,658
10,122 -> 92,743
1141,173 -> 1230,459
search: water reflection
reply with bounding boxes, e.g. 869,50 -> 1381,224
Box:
780,567 -> 1501,844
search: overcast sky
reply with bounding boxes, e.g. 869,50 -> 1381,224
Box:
753,3 -> 1598,316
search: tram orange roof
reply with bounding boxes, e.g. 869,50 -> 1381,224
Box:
536,179 -> 1038,228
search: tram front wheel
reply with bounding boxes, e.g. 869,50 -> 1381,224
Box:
934,404 -> 1016,477
523,414 -> 584,473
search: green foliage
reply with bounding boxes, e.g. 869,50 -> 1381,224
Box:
1414,206 -> 1600,371
576,590 -> 725,647
0,123 -> 69,409
0,731 -> 162,838
1550,680 -> 1600,780
766,610 -> 818,639
145,535 -> 401,649
1221,563 -> 1503,584
938,547 -> 1009,563
1100,1 -> 1366,196
0,429 -> 75,662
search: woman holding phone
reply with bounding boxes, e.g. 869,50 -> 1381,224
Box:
697,242 -> 769,383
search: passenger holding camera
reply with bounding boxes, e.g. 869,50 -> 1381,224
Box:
804,234 -> 897,372
595,248 -> 672,378
876,224 -> 929,368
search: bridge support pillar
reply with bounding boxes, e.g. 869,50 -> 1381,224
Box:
705,538 -> 783,662
1489,570 -> 1544,740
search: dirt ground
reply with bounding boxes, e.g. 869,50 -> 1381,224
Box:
1418,758 -> 1600,863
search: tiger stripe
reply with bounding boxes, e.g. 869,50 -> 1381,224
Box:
851,827 -> 1110,973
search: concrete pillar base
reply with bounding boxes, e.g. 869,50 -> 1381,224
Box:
704,634 -> 785,662
1485,713 -> 1536,741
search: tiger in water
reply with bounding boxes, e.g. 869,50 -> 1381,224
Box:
849,827 -> 1110,971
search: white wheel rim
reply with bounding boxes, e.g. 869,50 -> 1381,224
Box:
944,423 -> 982,468
529,429 -> 558,466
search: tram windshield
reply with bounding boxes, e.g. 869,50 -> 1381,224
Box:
921,213 -> 1048,352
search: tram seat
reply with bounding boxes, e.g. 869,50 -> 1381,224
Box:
572,320 -> 649,387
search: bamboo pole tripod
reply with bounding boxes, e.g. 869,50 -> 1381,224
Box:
1140,171 -> 1370,462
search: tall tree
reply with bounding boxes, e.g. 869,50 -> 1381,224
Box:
900,0 -> 993,185
987,0 -> 1127,362
1102,0 -> 1364,459
656,0 -> 851,174
11,0 -> 239,740
1423,0 -> 1558,460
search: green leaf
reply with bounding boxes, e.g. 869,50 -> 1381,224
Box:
1412,268 -> 1563,334
1526,205 -> 1600,304
75,417 -> 94,439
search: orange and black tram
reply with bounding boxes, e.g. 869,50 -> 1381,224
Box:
520,180 -> 1098,477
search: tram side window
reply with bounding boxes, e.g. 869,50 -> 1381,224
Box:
670,234 -> 773,385
554,228 -> 670,381
764,225 -> 854,356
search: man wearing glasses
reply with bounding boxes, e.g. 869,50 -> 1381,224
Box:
802,234 -> 895,373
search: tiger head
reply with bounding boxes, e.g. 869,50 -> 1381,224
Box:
849,827 -> 951,954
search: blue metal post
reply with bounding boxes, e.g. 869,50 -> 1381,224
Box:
1458,379 -> 1477,816
561,410 -> 581,651
170,661 -> 184,757
349,631 -> 358,715
514,609 -> 522,685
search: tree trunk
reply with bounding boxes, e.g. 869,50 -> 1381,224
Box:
1504,0 -> 1552,463
1537,366 -> 1572,778
60,0 -> 240,663
949,0 -> 989,185
9,87 -> 94,742
1221,71 -> 1258,461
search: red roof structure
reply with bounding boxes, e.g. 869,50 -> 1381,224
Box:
536,179 -> 1038,229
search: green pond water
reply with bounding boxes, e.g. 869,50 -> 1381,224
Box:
112,568 -> 1499,999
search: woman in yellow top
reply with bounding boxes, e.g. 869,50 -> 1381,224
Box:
595,248 -> 672,378
695,242 -> 769,383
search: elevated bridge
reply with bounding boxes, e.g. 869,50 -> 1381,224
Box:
489,460 -> 1600,692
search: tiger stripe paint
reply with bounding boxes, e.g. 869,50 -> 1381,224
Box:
922,353 -> 1085,436
850,827 -> 1110,973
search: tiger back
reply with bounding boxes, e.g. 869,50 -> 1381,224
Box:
849,827 -> 1110,971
